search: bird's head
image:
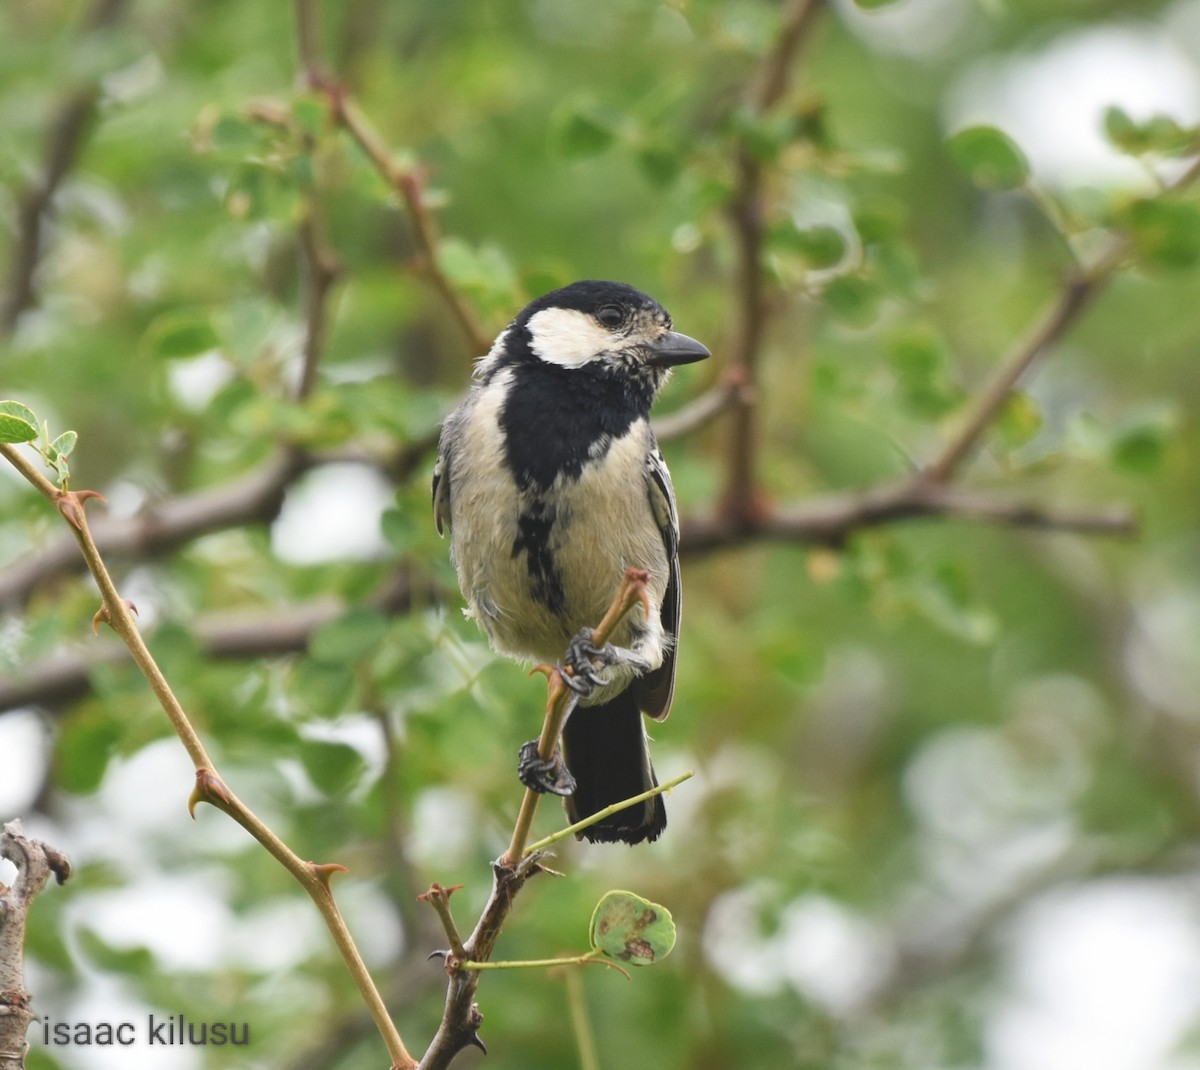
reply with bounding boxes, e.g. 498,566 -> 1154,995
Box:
482,280 -> 710,388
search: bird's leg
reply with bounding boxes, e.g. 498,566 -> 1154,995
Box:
517,628 -> 653,796
560,627 -> 652,695
517,739 -> 578,796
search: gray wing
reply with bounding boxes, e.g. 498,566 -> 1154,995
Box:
633,441 -> 680,722
432,434 -> 451,536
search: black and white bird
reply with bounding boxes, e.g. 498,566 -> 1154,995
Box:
433,280 -> 709,844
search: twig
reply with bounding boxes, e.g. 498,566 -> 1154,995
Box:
0,443 -> 417,1070
0,486 -> 1135,717
721,0 -> 827,526
0,821 -> 71,1070
565,970 -> 600,1070
290,0 -> 490,357
330,96 -> 493,356
651,372 -> 751,443
1,0 -> 129,335
0,437 -> 439,610
923,150 -> 1200,484
524,770 -> 694,855
417,570 -> 653,1070
295,199 -> 343,401
681,481 -> 1138,553
503,568 -> 652,867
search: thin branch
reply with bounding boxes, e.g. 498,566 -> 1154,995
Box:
0,448 -> 304,609
0,443 -> 417,1070
293,0 -> 327,87
565,970 -> 600,1070
749,0 -> 827,114
524,770 -> 694,855
721,0 -> 827,526
651,371 -> 751,443
290,0 -> 490,358
0,821 -> 70,1070
417,571 -> 653,1070
329,96 -> 493,356
681,480 -> 1137,553
295,200 -> 343,401
0,487 -> 1135,716
923,151 -> 1200,485
503,569 -> 652,867
0,437 -> 439,610
1,0 -> 128,335
0,566 -> 422,714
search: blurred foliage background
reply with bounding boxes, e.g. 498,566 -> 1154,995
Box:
4,0 -> 1200,1068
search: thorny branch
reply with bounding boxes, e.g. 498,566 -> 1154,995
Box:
417,571 -> 656,1070
0,440 -> 418,1070
0,821 -> 70,1070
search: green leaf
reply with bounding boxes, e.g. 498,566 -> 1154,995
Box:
769,222 -> 846,269
147,311 -> 220,359
299,739 -> 368,794
76,928 -> 156,976
853,0 -> 903,7
1103,105 -> 1141,154
1122,198 -> 1200,270
823,275 -> 880,328
49,430 -> 77,460
436,238 -> 517,295
291,94 -> 327,138
1104,106 -> 1198,157
590,890 -> 676,966
309,608 -> 390,666
947,125 -> 1029,192
558,109 -> 617,157
886,327 -> 961,418
1111,413 -> 1174,473
995,390 -> 1043,448
636,146 -> 683,187
290,658 -> 356,715
55,712 -> 123,794
210,113 -> 260,154
0,400 -> 39,443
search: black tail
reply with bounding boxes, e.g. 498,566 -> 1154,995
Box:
561,690 -> 667,845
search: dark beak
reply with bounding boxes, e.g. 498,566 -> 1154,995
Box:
646,330 -> 711,368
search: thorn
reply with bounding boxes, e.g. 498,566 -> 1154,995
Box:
188,767 -> 232,818
91,599 -> 138,636
427,948 -> 448,962
529,663 -> 555,680
309,862 -> 350,889
467,1003 -> 486,1052
44,845 -> 72,885
53,489 -> 106,530
622,566 -> 652,622
417,882 -> 463,903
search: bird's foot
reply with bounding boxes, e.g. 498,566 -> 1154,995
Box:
559,627 -> 652,696
518,740 -> 577,797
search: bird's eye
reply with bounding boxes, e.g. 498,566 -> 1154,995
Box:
596,305 -> 624,329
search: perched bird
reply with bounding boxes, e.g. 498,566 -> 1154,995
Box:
433,280 -> 709,844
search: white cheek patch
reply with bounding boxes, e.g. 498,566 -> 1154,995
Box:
526,307 -> 613,367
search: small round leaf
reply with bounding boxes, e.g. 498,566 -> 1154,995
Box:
1123,198 -> 1200,270
947,125 -> 1029,192
590,890 -> 676,966
0,400 -> 39,444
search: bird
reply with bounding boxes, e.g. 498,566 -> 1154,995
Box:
432,280 -> 709,844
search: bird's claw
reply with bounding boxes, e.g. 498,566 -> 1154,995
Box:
517,740 -> 577,797
560,627 -> 652,696
561,628 -> 615,694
